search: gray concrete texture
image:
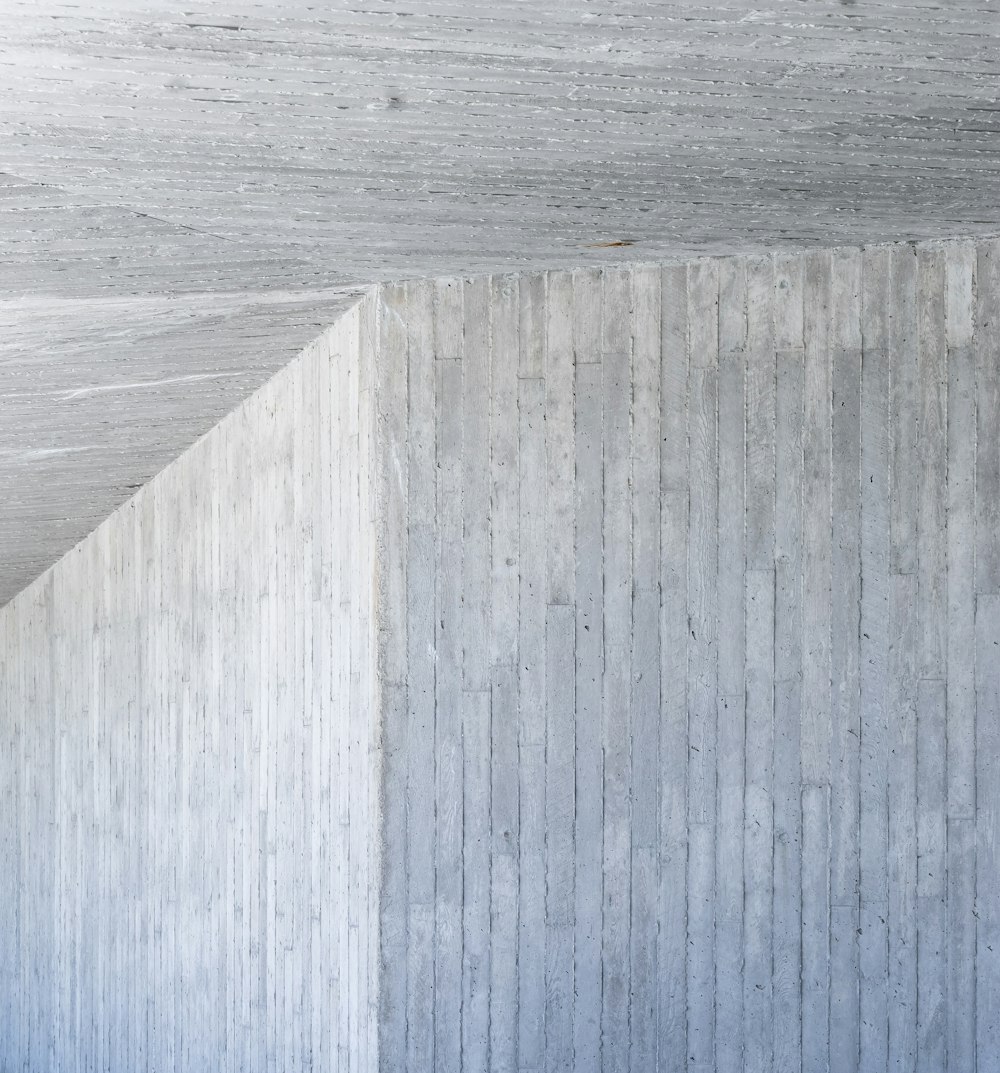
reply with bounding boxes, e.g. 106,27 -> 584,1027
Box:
373,239 -> 1000,1072
3,0 -> 1000,606
0,305 -> 380,1071
3,237 -> 1000,1071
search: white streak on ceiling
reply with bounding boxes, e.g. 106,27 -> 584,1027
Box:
1,0 -> 998,603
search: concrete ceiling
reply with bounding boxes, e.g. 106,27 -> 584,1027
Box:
2,0 -> 999,606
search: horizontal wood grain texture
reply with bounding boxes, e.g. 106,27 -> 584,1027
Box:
3,0 -> 1000,610
0,300 -> 380,1073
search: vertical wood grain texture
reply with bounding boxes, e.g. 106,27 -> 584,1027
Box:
860,244 -> 891,1073
773,251 -> 805,1073
801,248 -> 834,1073
372,239 -> 998,1073
3,237 -> 999,1073
658,263 -> 689,1073
0,303 -> 380,1073
715,256 -> 746,1073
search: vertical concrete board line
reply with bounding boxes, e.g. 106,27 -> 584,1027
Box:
773,249 -> 805,1073
974,241 -> 1000,1073
600,265 -> 634,1073
686,257 -> 719,1073
362,299 -> 383,1073
746,254 -> 777,573
546,270 -> 576,611
517,272 -> 547,1073
543,269 -> 575,1073
915,246 -> 949,1073
829,247 -> 862,1073
715,254 -> 746,1073
801,248 -> 833,1073
437,278 -> 469,1073
544,602 -> 575,1073
917,247 -> 949,682
377,282 -> 414,1070
306,335 -> 324,1073
859,244 -> 891,1073
291,341 -> 306,1073
628,265 -> 661,1073
657,261 -> 689,1073
944,241 -> 977,1073
462,276 -> 493,1073
572,266 -> 603,1073
887,245 -> 919,1073
916,678 -> 948,1073
975,239 -> 1000,1073
744,245 -> 778,1073
488,273 -> 520,1073
975,239 -> 1000,596
975,594 -> 1000,1071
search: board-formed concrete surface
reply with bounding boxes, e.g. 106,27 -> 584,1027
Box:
3,238 -> 1000,1071
372,239 -> 1000,1072
0,303 -> 380,1071
3,0 -> 1000,605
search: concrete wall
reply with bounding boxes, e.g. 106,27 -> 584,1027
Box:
0,301 -> 380,1072
3,238 -> 1000,1073
373,240 -> 1000,1073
